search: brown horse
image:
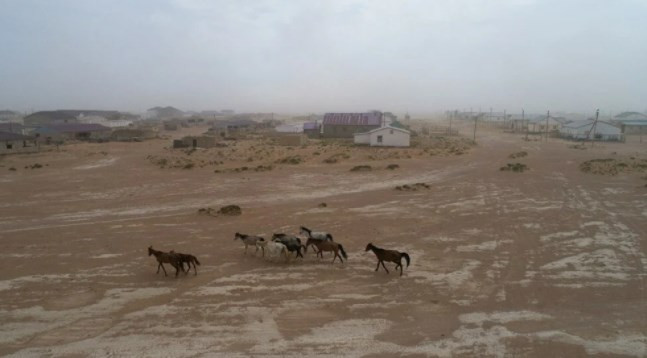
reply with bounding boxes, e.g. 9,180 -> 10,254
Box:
148,246 -> 182,277
305,238 -> 347,263
170,250 -> 201,275
365,243 -> 410,276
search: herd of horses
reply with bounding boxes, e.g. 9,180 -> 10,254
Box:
148,226 -> 411,278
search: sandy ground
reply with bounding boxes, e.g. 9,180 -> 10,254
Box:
0,124 -> 645,357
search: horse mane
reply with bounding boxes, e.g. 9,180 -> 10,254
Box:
300,226 -> 311,233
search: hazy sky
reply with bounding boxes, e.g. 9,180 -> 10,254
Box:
1,0 -> 646,114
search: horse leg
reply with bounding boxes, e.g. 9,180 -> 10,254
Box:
381,261 -> 389,274
375,260 -> 381,271
160,262 -> 168,277
331,251 -> 337,263
156,261 -> 161,274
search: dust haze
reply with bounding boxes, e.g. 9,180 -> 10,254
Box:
1,0 -> 646,114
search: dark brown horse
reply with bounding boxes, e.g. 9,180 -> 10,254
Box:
170,250 -> 201,275
365,243 -> 410,276
148,246 -> 182,277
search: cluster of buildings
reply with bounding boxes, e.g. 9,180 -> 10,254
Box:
297,112 -> 411,147
0,109 -> 155,154
452,110 -> 647,142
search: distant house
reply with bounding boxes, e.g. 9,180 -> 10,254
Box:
529,116 -> 569,133
614,112 -> 647,121
0,131 -> 38,154
354,126 -> 410,147
616,120 -> 647,135
559,120 -> 622,141
173,135 -> 218,149
322,112 -> 382,138
275,124 -> 303,133
24,110 -> 121,126
0,123 -> 26,135
78,115 -> 132,128
611,112 -> 647,134
0,110 -> 22,122
31,123 -> 111,143
146,106 -> 184,119
210,117 -> 256,138
303,122 -> 321,138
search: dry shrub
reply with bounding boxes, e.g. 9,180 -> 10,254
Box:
350,165 -> 372,172
500,163 -> 528,172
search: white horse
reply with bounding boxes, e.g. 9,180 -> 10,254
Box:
234,232 -> 265,255
256,240 -> 289,262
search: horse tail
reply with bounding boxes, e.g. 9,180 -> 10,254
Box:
326,233 -> 333,241
338,244 -> 347,259
401,253 -> 410,267
194,256 -> 201,266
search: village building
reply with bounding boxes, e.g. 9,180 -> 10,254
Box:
0,110 -> 22,122
145,106 -> 184,120
275,124 -> 303,133
303,122 -> 321,138
31,123 -> 111,143
0,123 -> 27,135
23,110 -> 121,126
611,112 -> 647,135
354,126 -> 410,147
559,120 -> 622,141
173,135 -> 219,149
78,114 -> 133,128
0,131 -> 39,154
322,112 -> 382,138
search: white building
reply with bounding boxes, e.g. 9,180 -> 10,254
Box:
78,115 -> 132,128
559,120 -> 622,141
354,126 -> 410,147
275,124 -> 304,133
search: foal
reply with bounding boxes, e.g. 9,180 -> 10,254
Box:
305,238 -> 347,264
365,243 -> 410,276
148,246 -> 182,277
234,232 -> 265,255
170,250 -> 201,275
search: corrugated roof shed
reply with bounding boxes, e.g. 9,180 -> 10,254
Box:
323,113 -> 382,126
303,122 -> 319,130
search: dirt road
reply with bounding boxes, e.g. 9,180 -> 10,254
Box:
0,129 -> 645,357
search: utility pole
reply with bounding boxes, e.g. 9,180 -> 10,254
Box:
590,109 -> 599,147
448,110 -> 453,136
524,109 -> 529,140
545,110 -> 550,142
473,114 -> 478,143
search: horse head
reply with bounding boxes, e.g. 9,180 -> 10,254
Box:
148,246 -> 154,256
365,243 -> 374,251
234,232 -> 242,241
299,226 -> 310,236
